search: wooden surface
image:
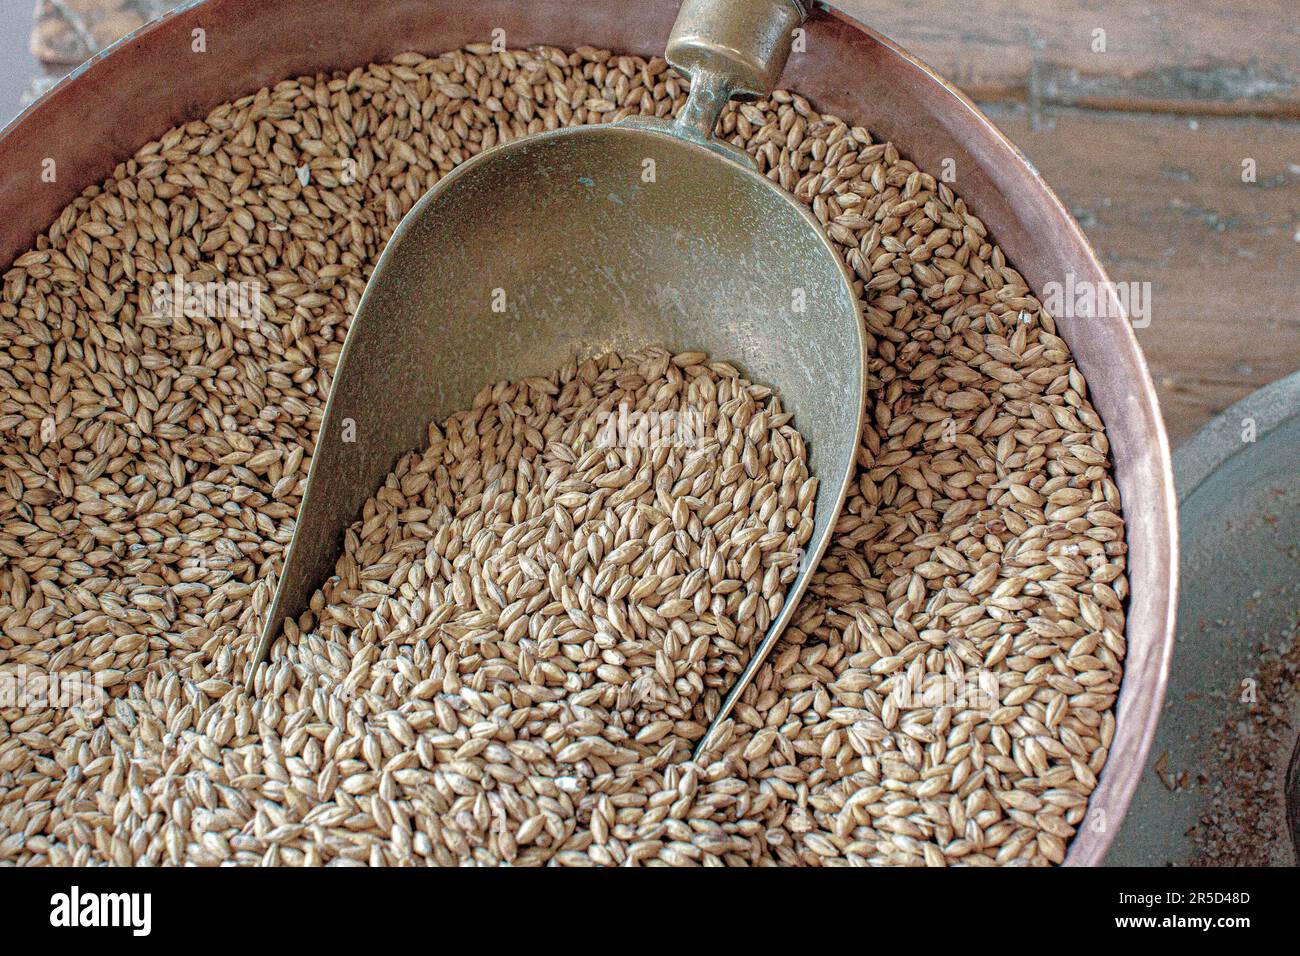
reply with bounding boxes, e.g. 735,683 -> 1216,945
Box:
26,0 -> 1300,446
842,0 -> 1300,119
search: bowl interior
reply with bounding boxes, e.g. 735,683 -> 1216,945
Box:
0,0 -> 1176,865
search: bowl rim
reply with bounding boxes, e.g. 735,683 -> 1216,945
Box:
0,0 -> 1178,867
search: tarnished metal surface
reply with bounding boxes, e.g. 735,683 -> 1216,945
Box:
1289,734 -> 1300,859
1107,370 -> 1300,866
632,0 -> 804,164
0,0 -> 1178,864
666,0 -> 804,100
254,0 -> 867,755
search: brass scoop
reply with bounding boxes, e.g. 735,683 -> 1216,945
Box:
251,0 -> 866,758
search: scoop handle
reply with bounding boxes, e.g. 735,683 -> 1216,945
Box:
665,0 -> 808,148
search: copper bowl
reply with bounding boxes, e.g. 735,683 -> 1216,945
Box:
0,0 -> 1177,865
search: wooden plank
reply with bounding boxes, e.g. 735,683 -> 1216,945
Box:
833,0 -> 1300,117
30,0 -> 170,66
983,104 -> 1300,446
32,1 -> 1300,118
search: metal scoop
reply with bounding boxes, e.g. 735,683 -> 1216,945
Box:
250,0 -> 866,757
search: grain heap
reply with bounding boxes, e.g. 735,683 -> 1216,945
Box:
0,45 -> 1127,866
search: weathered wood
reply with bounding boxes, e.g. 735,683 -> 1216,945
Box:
33,0 -> 1300,118
836,0 -> 1300,118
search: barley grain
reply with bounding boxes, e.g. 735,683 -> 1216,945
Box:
0,44 -> 1127,867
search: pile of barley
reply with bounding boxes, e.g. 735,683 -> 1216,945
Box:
230,347 -> 816,865
0,44 -> 1126,866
